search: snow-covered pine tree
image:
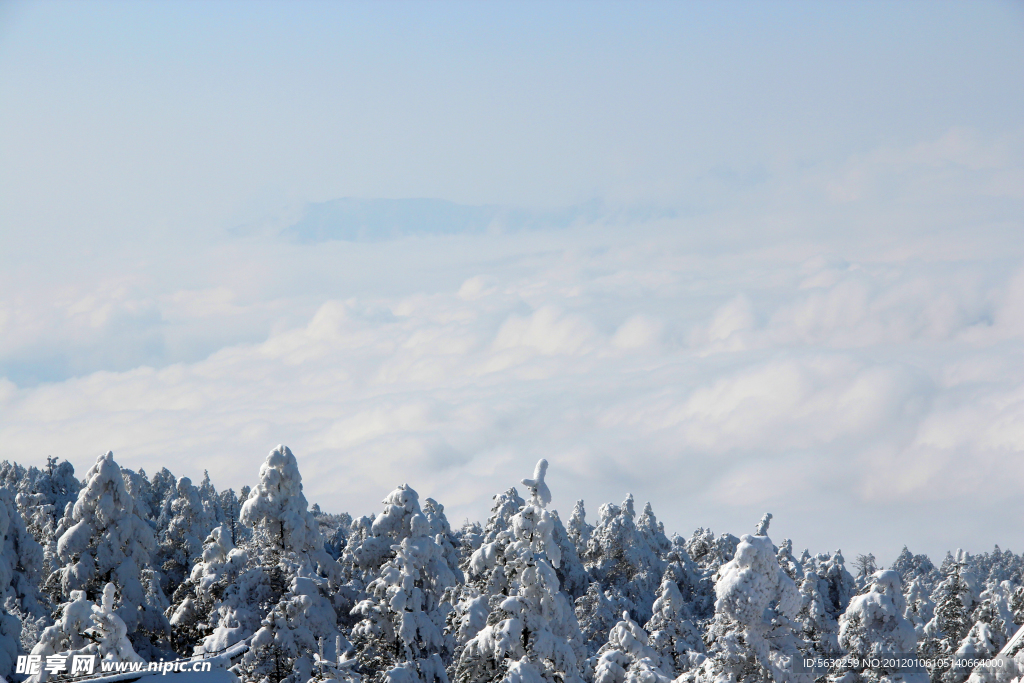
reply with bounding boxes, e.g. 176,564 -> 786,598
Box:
550,511 -> 589,602
921,554 -> 975,682
28,583 -> 144,683
778,539 -> 805,583
1,485 -> 48,680
240,576 -> 347,683
422,497 -> 461,578
166,524 -> 249,654
121,468 -> 157,523
445,488 -> 527,653
567,501 -> 592,551
892,548 -> 941,593
830,570 -> 926,683
157,476 -> 214,596
663,536 -> 714,624
343,485 -> 434,593
794,566 -> 841,664
347,484 -> 457,683
944,598 -> 1007,683
579,494 -> 663,625
44,451 -> 170,654
905,580 -> 937,639
680,523 -> 809,683
11,458 -> 80,546
805,550 -> 856,627
219,488 -> 245,546
575,583 -> 637,659
199,470 -> 227,529
199,445 -> 338,666
453,459 -> 586,683
685,527 -> 739,577
643,564 -> 706,678
589,611 -> 673,683
148,468 -> 179,518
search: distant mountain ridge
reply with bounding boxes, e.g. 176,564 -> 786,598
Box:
277,197 -> 672,243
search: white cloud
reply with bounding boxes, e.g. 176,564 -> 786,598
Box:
0,127 -> 1022,564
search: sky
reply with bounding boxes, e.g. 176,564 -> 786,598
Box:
0,0 -> 1022,565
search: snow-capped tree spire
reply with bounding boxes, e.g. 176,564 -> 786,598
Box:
521,458 -> 551,508
755,512 -> 772,536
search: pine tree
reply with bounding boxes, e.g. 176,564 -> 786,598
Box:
567,501 -> 592,551
685,527 -> 739,576
580,494 -> 663,625
805,549 -> 856,624
945,599 -> 1006,683
589,611 -> 673,683
343,484 -> 434,592
923,556 -> 973,675
348,485 -> 457,683
28,583 -> 144,683
794,568 -> 840,662
452,460 -> 586,683
777,539 -> 804,582
166,524 -> 249,655
904,580 -> 936,639
831,570 -> 926,683
575,583 -> 636,658
679,528 -> 808,683
44,451 -> 170,652
643,565 -> 706,677
201,446 -> 338,662
157,476 -> 214,596
422,497 -> 461,577
240,576 -> 346,683
1,486 -> 48,680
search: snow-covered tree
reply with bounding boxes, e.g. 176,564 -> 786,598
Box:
453,459 -> 586,683
921,555 -> 976,682
157,476 -> 214,595
2,485 -> 48,679
832,569 -> 926,683
240,576 -> 346,683
805,550 -> 856,625
643,565 -> 705,677
892,548 -> 941,592
681,530 -> 808,683
348,484 -> 457,683
167,524 -> 249,654
685,527 -> 739,576
45,451 -> 169,650
420,497 -> 461,577
794,568 -> 840,663
905,580 -> 937,639
568,501 -> 592,551
580,495 -> 663,625
945,599 -> 1007,683
575,583 -> 636,658
28,583 -> 144,683
777,539 -> 804,583
589,611 -> 673,683
241,446 -> 328,562
199,446 -> 337,660
343,484 -> 432,591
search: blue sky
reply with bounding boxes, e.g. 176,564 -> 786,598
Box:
0,0 -> 1022,563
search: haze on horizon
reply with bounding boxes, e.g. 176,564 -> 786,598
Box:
1,0 -> 1022,565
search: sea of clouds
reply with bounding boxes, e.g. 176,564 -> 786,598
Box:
0,126 -> 1021,564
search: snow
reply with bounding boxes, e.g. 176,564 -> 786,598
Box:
6,449 -> 1024,683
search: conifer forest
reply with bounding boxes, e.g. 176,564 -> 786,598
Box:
1,447 -> 1021,683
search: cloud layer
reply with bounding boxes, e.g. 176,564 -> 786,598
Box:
0,128 -> 1021,565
